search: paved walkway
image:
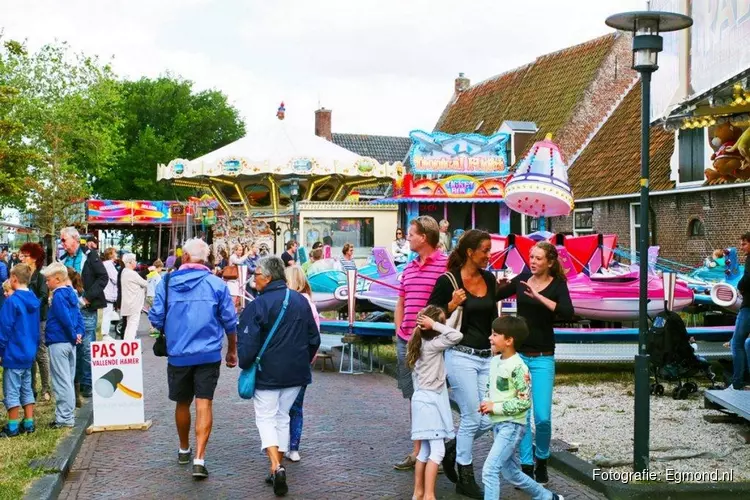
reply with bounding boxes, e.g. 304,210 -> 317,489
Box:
61,319 -> 605,499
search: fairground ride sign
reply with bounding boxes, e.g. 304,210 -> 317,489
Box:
408,130 -> 510,176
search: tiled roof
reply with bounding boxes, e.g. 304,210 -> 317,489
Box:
331,133 -> 411,164
569,84 -> 675,198
435,34 -> 618,161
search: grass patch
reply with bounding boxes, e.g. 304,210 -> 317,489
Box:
555,362 -> 633,386
0,367 -> 71,500
375,345 -> 634,387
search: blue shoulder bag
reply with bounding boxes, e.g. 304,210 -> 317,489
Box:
238,288 -> 290,399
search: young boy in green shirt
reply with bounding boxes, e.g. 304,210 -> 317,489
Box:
479,316 -> 564,500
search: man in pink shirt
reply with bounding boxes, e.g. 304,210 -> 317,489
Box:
393,215 -> 448,471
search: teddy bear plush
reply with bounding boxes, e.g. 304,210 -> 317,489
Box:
705,123 -> 744,182
727,126 -> 750,168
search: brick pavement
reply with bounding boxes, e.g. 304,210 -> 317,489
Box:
60,322 -> 605,499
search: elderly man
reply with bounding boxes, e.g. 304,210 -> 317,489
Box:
148,238 -> 238,480
393,216 -> 448,472
59,227 -> 108,399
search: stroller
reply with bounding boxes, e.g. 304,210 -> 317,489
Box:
646,308 -> 718,399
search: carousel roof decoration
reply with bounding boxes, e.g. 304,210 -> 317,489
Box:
157,103 -> 402,217
408,130 -> 510,176
504,133 -> 574,218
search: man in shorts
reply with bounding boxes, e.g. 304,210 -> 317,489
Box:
148,238 -> 238,480
394,216 -> 448,470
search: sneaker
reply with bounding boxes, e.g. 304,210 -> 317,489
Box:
273,466 -> 288,496
265,473 -> 274,485
285,451 -> 301,462
21,422 -> 36,434
178,449 -> 192,465
394,454 -> 417,470
48,421 -> 74,429
192,463 -> 208,479
0,425 -> 20,438
442,439 -> 457,483
552,495 -> 565,500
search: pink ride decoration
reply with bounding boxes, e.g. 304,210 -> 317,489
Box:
504,133 -> 574,218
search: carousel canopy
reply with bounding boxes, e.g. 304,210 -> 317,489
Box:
157,121 -> 401,182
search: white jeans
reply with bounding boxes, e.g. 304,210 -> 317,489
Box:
123,313 -> 141,340
100,303 -> 115,338
253,387 -> 302,452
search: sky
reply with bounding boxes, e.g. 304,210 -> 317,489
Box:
2,0 -> 646,137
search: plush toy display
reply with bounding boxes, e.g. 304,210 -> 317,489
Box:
727,126 -> 750,169
705,123 -> 746,182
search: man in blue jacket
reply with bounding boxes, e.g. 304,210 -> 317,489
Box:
148,238 -> 238,480
0,264 -> 41,437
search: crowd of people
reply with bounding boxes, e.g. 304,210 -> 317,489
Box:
1,218 -> 577,499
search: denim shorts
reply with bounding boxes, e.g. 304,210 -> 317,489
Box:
396,337 -> 414,399
3,367 -> 35,409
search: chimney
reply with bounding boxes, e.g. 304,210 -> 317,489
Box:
455,72 -> 470,93
315,107 -> 332,141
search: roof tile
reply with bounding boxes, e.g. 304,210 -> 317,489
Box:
331,133 -> 411,164
569,84 -> 674,198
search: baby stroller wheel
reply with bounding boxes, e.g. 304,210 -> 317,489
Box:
684,382 -> 698,393
672,387 -> 689,400
654,384 -> 664,396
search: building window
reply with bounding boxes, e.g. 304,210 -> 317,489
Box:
521,214 -> 545,235
573,208 -> 593,236
688,218 -> 705,238
302,217 -> 374,256
678,128 -> 706,183
629,203 -> 641,261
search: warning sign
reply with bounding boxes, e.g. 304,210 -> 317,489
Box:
90,340 -> 145,428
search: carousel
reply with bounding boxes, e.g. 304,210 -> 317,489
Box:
157,103 -> 403,254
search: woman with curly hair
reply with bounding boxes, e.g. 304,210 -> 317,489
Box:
19,242 -> 51,401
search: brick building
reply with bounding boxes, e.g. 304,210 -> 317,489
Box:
433,6 -> 750,268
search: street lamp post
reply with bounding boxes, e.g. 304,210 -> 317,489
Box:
290,178 -> 300,242
605,9 -> 692,473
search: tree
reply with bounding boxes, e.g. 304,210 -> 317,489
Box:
94,76 -> 245,200
1,39 -> 122,234
0,40 -> 39,206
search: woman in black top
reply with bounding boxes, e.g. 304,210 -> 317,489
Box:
496,241 -> 574,484
20,242 -> 51,401
428,229 -> 503,498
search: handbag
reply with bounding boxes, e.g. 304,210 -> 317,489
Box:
238,288 -> 290,399
222,265 -> 239,280
152,273 -> 171,357
443,272 -> 464,330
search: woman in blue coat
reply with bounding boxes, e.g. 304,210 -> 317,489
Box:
238,256 -> 320,497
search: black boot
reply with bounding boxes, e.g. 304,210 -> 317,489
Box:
535,458 -> 549,484
442,439 -> 458,483
521,464 -> 535,480
456,463 -> 483,499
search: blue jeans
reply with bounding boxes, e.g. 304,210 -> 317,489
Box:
49,343 -> 76,426
289,385 -> 307,451
75,309 -> 98,392
445,349 -> 492,465
732,308 -> 750,389
3,368 -> 34,409
519,354 -> 555,465
482,422 -> 553,500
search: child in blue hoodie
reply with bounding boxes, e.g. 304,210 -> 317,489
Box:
42,262 -> 83,429
0,264 -> 41,437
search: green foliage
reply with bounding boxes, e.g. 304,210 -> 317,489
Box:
0,38 -> 122,233
95,76 -> 246,200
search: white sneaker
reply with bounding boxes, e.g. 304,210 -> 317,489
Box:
285,451 -> 301,462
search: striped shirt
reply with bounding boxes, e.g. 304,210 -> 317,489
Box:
340,258 -> 357,273
397,249 -> 448,341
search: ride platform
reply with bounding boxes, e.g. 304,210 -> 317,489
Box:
705,389 -> 750,422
